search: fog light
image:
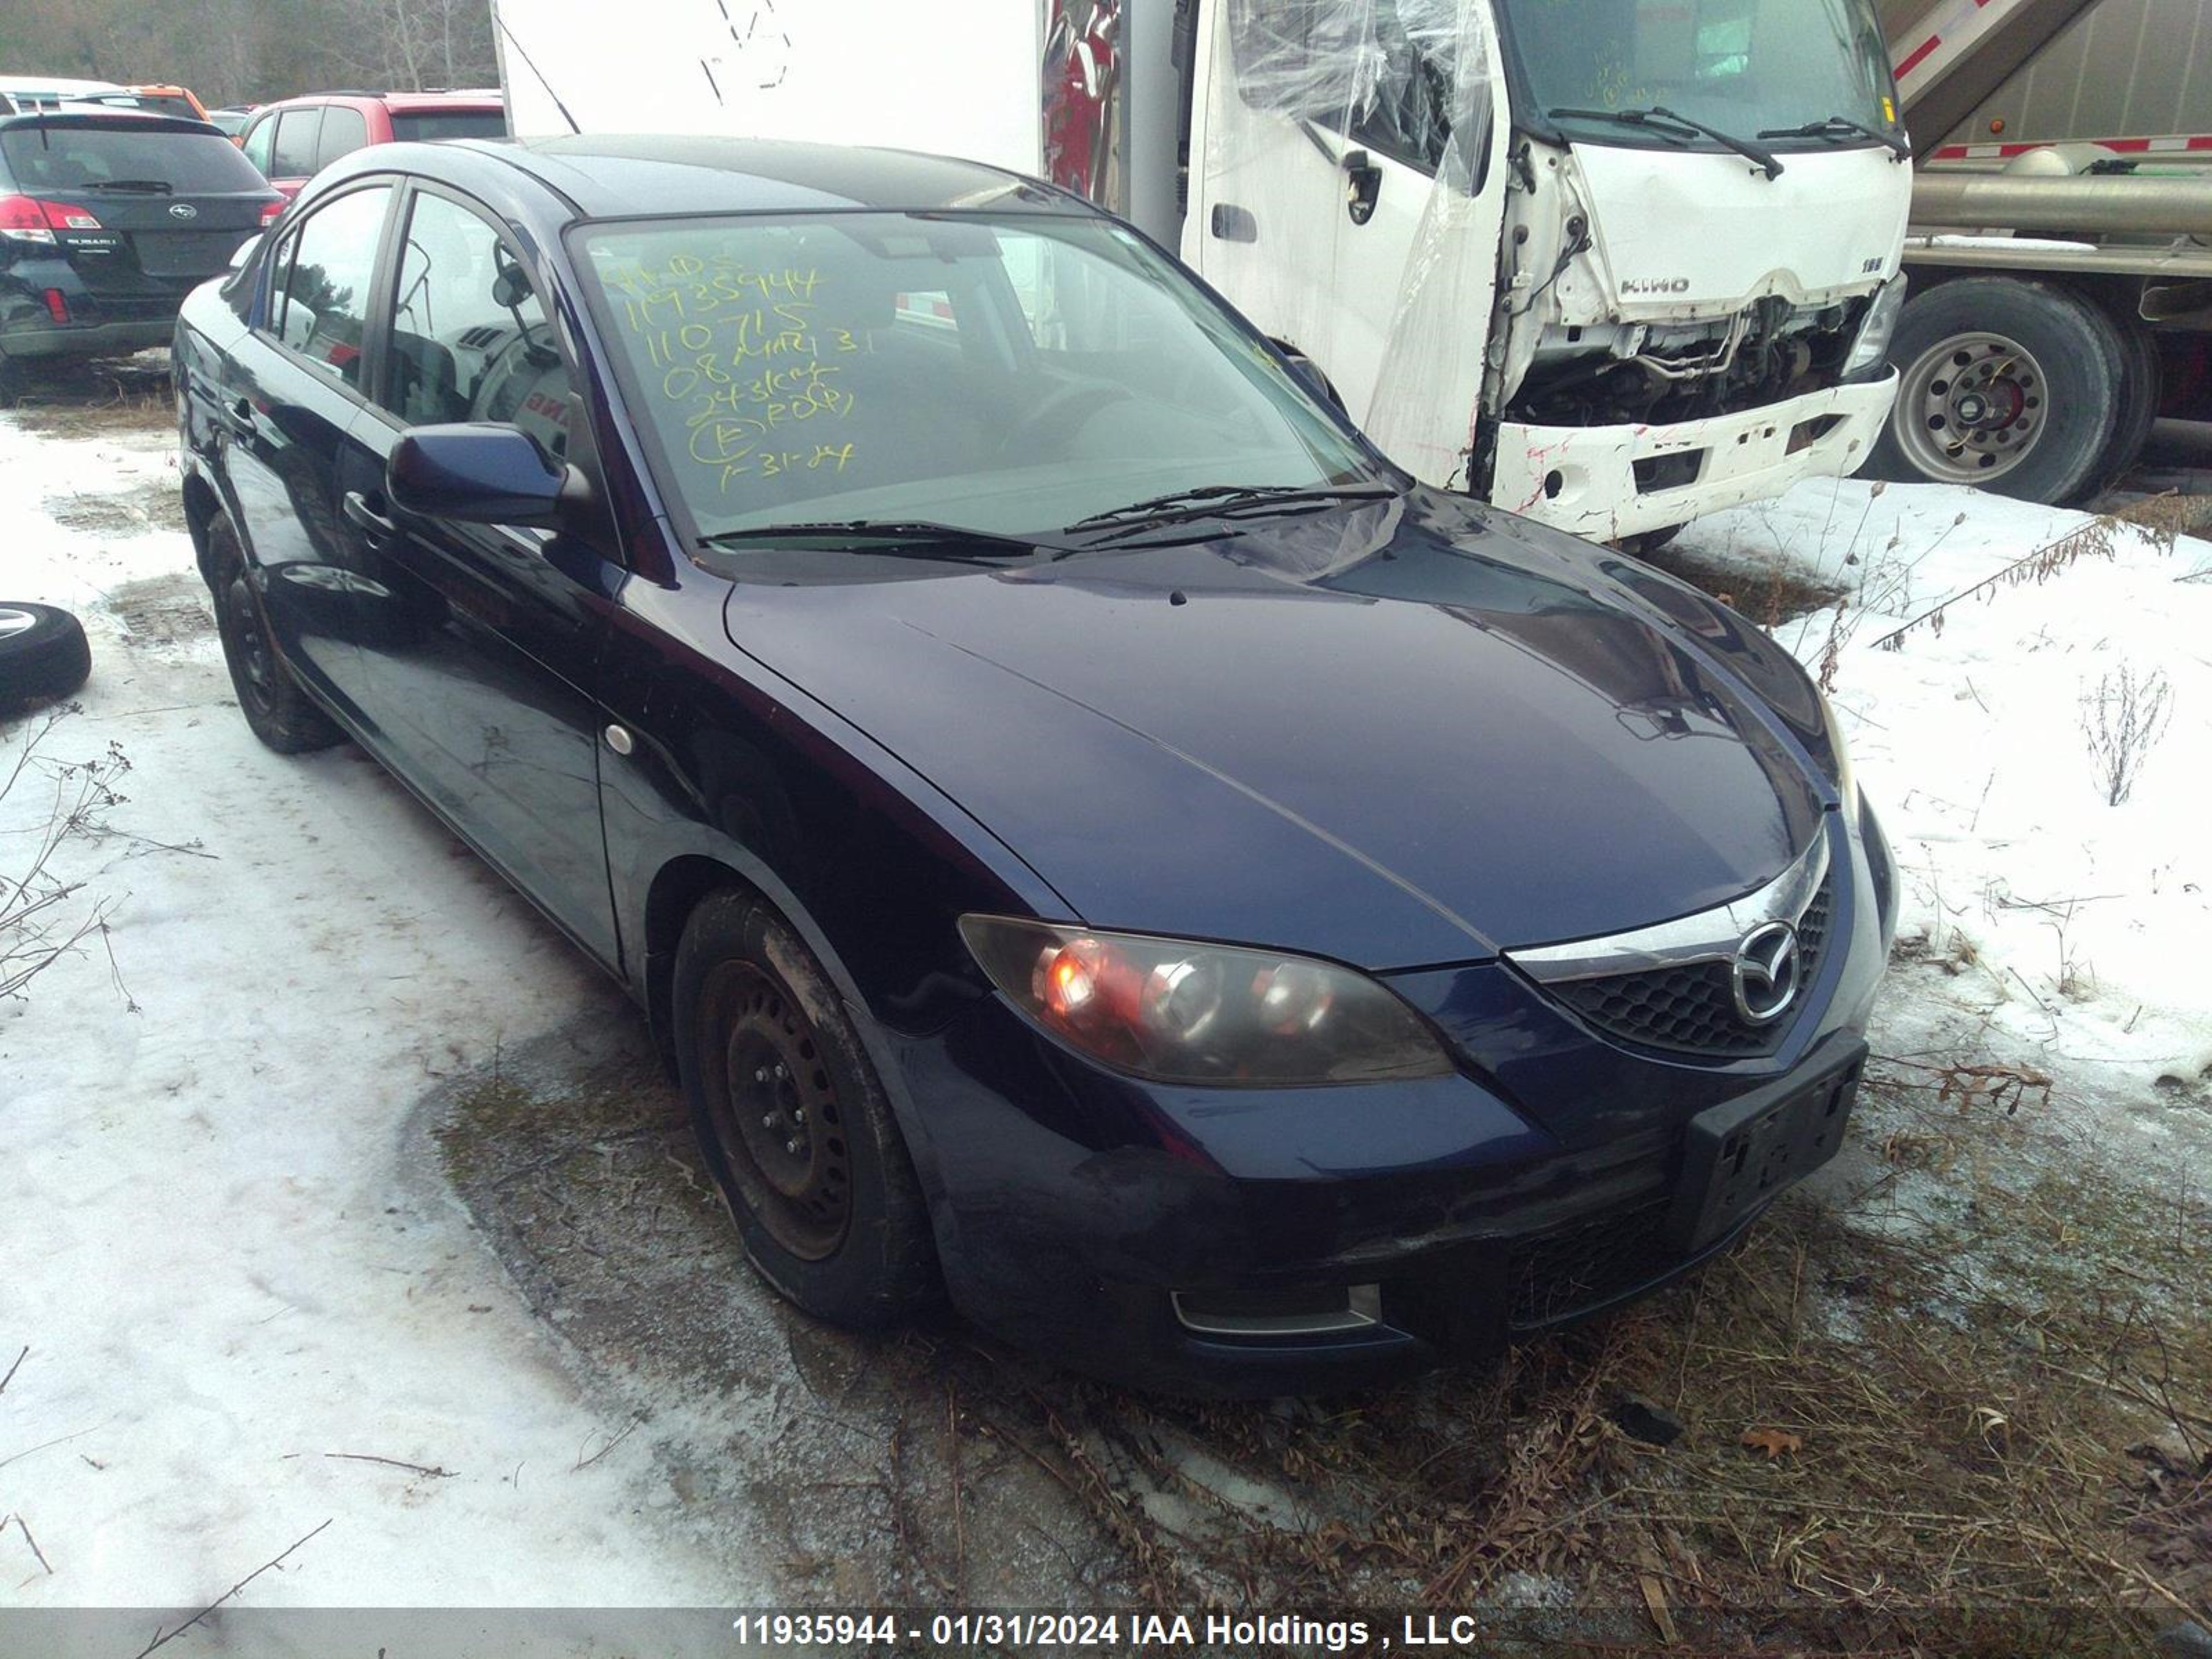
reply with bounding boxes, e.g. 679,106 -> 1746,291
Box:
1172,1282 -> 1382,1338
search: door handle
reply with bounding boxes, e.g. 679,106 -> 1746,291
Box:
342,489 -> 398,540
1342,148 -> 1382,225
223,396 -> 256,438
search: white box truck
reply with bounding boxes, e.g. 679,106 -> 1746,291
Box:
490,0 -> 1914,545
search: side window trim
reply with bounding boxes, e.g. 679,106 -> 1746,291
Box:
252,178 -> 405,409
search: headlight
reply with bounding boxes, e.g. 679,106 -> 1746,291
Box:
1819,692 -> 1859,814
959,916 -> 1455,1087
1842,274 -> 1908,375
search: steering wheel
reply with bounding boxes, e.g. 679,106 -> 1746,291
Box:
995,380 -> 1133,460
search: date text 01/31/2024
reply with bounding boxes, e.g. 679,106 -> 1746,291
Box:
728,1612 -> 1526,1649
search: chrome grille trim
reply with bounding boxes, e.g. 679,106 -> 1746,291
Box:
1506,832 -> 1831,985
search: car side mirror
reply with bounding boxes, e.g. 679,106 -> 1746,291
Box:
388,424 -> 576,529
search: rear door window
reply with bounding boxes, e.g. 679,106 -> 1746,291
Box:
0,123 -> 271,194
316,106 -> 369,171
268,184 -> 392,389
271,108 -> 325,178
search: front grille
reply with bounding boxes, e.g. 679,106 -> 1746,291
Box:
1508,1199 -> 1672,1329
1546,874 -> 1835,1059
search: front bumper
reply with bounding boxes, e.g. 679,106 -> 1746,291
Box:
1492,371 -> 1900,542
887,805 -> 1895,1396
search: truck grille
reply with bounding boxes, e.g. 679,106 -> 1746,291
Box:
1548,878 -> 1835,1058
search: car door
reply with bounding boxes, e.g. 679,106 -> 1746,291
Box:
1188,0 -> 1507,451
344,180 -> 622,966
214,178 -> 398,727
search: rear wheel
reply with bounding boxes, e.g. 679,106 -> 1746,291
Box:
207,518 -> 342,753
2090,316 -> 2162,493
1867,278 -> 2123,505
673,890 -> 938,1328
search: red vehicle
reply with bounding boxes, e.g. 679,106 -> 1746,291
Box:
237,91 -> 507,198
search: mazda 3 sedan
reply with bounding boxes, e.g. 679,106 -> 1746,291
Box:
174,135 -> 1895,1395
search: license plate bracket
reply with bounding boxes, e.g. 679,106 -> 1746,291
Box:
1667,1040 -> 1866,1253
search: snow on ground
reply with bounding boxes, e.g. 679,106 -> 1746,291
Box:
0,413 -> 744,1606
1674,477 -> 2212,1138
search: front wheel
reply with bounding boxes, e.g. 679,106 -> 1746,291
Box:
673,891 -> 939,1329
1866,278 -> 2123,505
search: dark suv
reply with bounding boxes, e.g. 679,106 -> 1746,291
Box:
238,91 -> 507,200
1,111 -> 281,402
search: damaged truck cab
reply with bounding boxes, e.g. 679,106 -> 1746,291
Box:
1183,0 -> 1913,541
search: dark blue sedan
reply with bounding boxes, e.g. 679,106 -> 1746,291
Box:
174,135 -> 1895,1395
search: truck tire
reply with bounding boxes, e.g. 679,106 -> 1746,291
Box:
0,603 -> 92,716
2090,317 -> 2161,494
1867,278 -> 2124,505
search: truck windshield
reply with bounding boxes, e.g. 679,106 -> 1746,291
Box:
1503,0 -> 1897,152
574,212 -> 1379,550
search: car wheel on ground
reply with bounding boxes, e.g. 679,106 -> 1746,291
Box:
0,350 -> 27,409
672,890 -> 939,1329
1868,277 -> 2124,505
206,518 -> 342,753
0,601 -> 91,715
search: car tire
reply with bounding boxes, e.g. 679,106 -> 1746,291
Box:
673,889 -> 939,1329
0,350 -> 27,410
1867,277 -> 2124,505
0,603 -> 92,717
207,518 -> 343,753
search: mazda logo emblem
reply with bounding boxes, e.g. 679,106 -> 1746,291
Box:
1730,920 -> 1801,1024
168,203 -> 198,219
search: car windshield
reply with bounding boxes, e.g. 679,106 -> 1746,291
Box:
1503,0 -> 1898,149
574,211 -> 1380,550
0,123 -> 270,194
390,110 -> 508,142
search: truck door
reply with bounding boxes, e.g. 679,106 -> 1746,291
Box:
1187,0 -> 1510,485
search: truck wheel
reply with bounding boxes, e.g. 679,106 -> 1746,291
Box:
1868,279 -> 2123,505
2090,317 -> 2161,493
0,603 -> 92,716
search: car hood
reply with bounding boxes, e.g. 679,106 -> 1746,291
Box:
720,491 -> 1832,970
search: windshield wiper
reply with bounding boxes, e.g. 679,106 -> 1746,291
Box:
1757,115 -> 1911,160
79,178 -> 176,194
1548,105 -> 1785,179
697,520 -> 1045,563
1067,482 -> 1396,540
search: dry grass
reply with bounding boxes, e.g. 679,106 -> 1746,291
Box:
5,357 -> 173,438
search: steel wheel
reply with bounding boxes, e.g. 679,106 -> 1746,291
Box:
223,577 -> 281,719
1893,330 -> 2049,484
698,962 -> 852,1261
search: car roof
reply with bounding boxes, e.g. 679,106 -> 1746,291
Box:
0,109 -> 221,136
255,89 -> 502,112
463,133 -> 1074,220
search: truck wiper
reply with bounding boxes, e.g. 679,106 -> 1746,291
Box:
1067,482 -> 1396,538
79,178 -> 176,194
697,520 -> 1044,563
1757,115 -> 1911,160
1548,106 -> 1785,179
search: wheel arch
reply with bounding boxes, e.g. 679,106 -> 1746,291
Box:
636,842 -> 953,1196
180,470 -> 224,587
